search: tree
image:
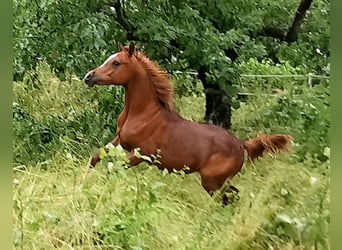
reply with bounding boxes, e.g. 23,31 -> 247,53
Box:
13,0 -> 330,128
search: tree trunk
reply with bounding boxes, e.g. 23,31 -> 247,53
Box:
286,0 -> 313,43
204,87 -> 232,129
198,67 -> 232,129
259,0 -> 313,43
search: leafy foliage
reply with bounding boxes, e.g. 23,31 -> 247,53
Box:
277,0 -> 330,74
13,0 -> 329,95
233,59 -> 330,163
13,0 -> 122,80
13,62 -> 123,166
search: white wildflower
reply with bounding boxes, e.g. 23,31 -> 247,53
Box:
310,176 -> 318,185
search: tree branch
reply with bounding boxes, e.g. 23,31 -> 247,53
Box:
110,0 -> 136,40
260,26 -> 287,40
285,0 -> 313,42
258,0 -> 313,42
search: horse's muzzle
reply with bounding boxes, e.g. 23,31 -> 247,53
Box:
83,72 -> 96,87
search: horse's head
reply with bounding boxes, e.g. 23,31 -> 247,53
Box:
83,44 -> 137,87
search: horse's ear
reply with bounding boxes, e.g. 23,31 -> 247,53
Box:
128,43 -> 135,57
118,42 -> 124,51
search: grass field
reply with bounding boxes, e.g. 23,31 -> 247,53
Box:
13,65 -> 330,249
13,156 -> 329,249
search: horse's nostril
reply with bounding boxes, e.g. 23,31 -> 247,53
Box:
85,72 -> 93,81
84,72 -> 95,83
83,72 -> 96,87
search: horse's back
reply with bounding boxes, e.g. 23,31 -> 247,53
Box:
165,110 -> 243,150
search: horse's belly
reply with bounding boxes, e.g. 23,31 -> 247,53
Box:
158,134 -> 211,171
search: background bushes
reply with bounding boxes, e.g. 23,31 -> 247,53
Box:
13,62 -> 123,166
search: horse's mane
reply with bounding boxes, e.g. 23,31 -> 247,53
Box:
134,51 -> 174,111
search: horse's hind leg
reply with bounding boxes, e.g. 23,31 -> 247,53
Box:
199,154 -> 243,206
229,185 -> 240,193
201,175 -> 233,206
220,182 -> 240,206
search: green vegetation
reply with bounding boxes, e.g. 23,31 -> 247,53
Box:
13,65 -> 329,249
233,59 -> 330,163
13,63 -> 123,166
13,0 -> 330,248
13,0 -> 329,127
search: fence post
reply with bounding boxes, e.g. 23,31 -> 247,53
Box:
307,73 -> 313,88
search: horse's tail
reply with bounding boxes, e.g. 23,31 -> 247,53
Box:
243,134 -> 293,162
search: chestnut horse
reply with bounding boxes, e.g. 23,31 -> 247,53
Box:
84,44 -> 292,196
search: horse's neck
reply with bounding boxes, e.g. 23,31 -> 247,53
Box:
124,77 -> 160,118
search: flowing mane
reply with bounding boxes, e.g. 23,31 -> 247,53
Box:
134,51 -> 174,111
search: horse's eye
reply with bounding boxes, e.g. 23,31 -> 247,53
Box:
112,60 -> 120,67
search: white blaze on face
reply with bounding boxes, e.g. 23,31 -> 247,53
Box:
99,53 -> 119,68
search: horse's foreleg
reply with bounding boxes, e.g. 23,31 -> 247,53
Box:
90,110 -> 127,168
127,150 -> 143,166
90,136 -> 120,167
90,153 -> 101,167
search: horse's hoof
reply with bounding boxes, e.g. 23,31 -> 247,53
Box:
90,157 -> 99,168
229,185 -> 240,193
222,193 -> 229,206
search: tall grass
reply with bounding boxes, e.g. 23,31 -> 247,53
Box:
13,156 -> 329,249
13,63 -> 123,166
13,64 -> 329,249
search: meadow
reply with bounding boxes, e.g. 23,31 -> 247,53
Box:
13,63 -> 330,249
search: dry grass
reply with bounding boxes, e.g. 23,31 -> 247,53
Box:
13,153 -> 329,249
